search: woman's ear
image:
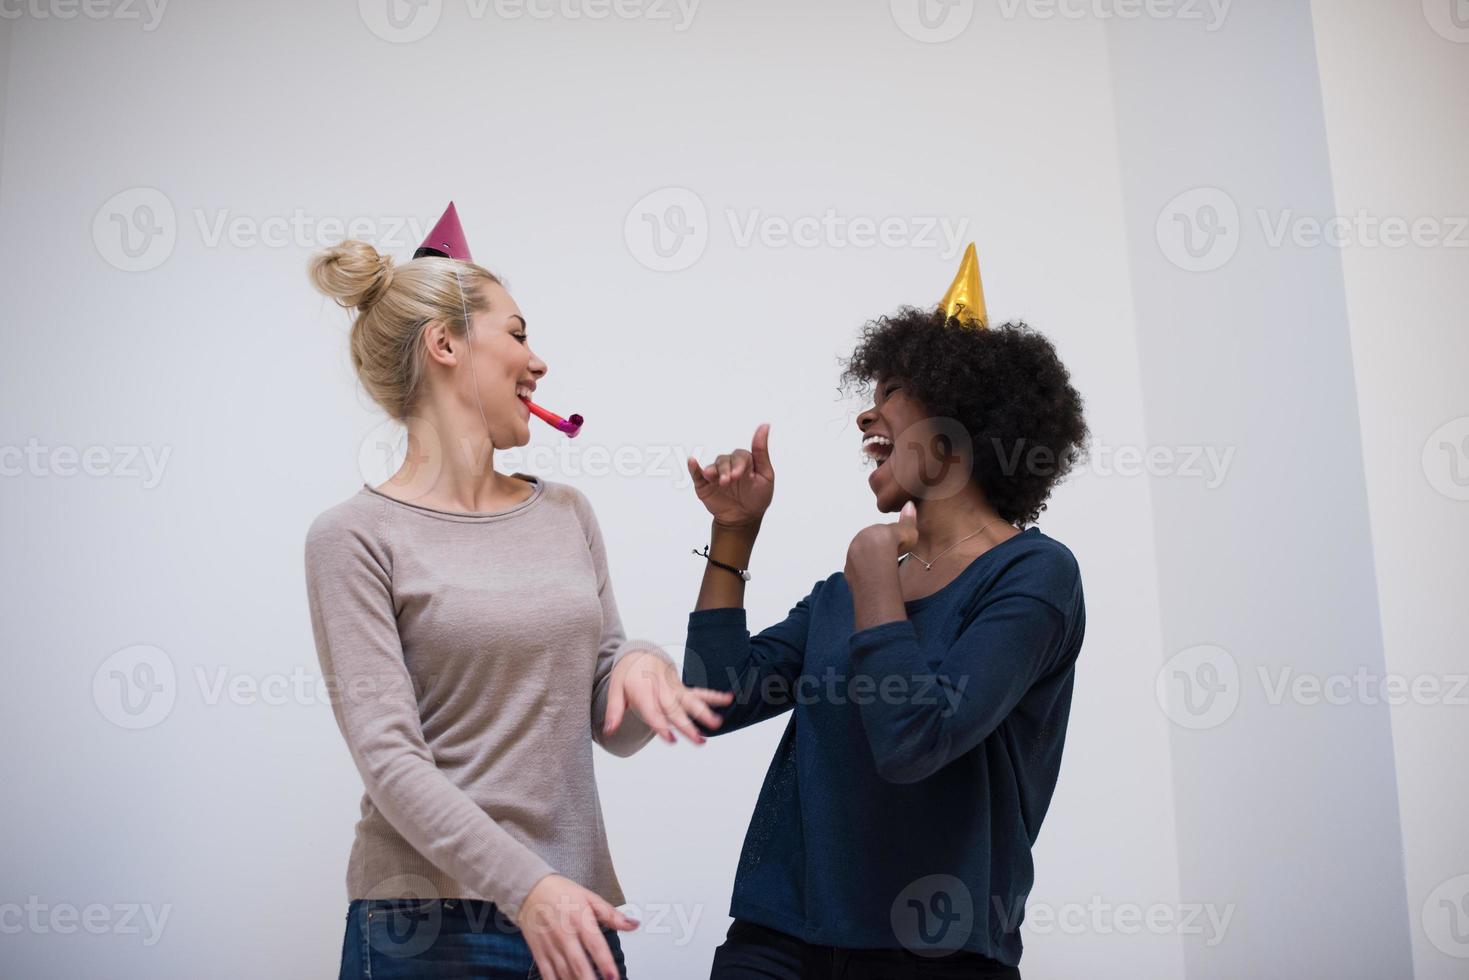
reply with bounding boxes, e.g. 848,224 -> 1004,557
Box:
422,319 -> 458,366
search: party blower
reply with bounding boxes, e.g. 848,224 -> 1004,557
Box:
522,397 -> 583,438
414,201 -> 585,440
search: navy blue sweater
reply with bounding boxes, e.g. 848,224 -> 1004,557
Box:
684,527 -> 1084,966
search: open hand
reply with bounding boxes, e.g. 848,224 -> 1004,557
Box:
604,651 -> 734,745
518,874 -> 636,980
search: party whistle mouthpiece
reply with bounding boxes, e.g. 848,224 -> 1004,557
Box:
522,397 -> 584,438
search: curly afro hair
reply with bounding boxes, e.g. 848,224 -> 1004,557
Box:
840,307 -> 1088,526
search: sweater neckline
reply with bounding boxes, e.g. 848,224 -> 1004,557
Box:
900,526 -> 1040,612
361,474 -> 545,523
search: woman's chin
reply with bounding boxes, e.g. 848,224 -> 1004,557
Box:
867,467 -> 904,512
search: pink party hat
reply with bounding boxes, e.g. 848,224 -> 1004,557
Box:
414,201 -> 472,261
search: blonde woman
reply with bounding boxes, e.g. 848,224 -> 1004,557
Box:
304,214 -> 731,980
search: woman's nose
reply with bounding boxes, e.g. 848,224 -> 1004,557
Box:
856,405 -> 877,431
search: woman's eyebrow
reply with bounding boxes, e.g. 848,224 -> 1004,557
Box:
510,314 -> 528,330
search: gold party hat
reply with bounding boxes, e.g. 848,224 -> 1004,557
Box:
938,242 -> 988,329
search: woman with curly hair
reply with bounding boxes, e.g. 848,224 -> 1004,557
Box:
683,247 -> 1088,979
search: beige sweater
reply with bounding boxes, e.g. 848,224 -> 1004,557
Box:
303,475 -> 667,918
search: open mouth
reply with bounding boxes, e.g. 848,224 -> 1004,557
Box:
515,384 -> 535,409
862,434 -> 894,471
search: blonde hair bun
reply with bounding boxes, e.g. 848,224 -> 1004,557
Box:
308,239 -> 395,311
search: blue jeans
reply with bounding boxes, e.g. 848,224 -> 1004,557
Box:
339,898 -> 629,979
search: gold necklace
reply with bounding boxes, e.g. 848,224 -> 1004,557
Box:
903,517 -> 1011,571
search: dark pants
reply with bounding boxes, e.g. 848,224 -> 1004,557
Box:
339,898 -> 629,979
709,919 -> 1020,980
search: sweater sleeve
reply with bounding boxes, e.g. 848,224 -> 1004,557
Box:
304,505 -> 556,918
569,489 -> 673,757
848,593 -> 1066,784
683,580 -> 823,736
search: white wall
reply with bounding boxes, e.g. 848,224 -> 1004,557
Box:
1312,2 -> 1469,977
1105,1 -> 1420,975
1,2 -> 1458,978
